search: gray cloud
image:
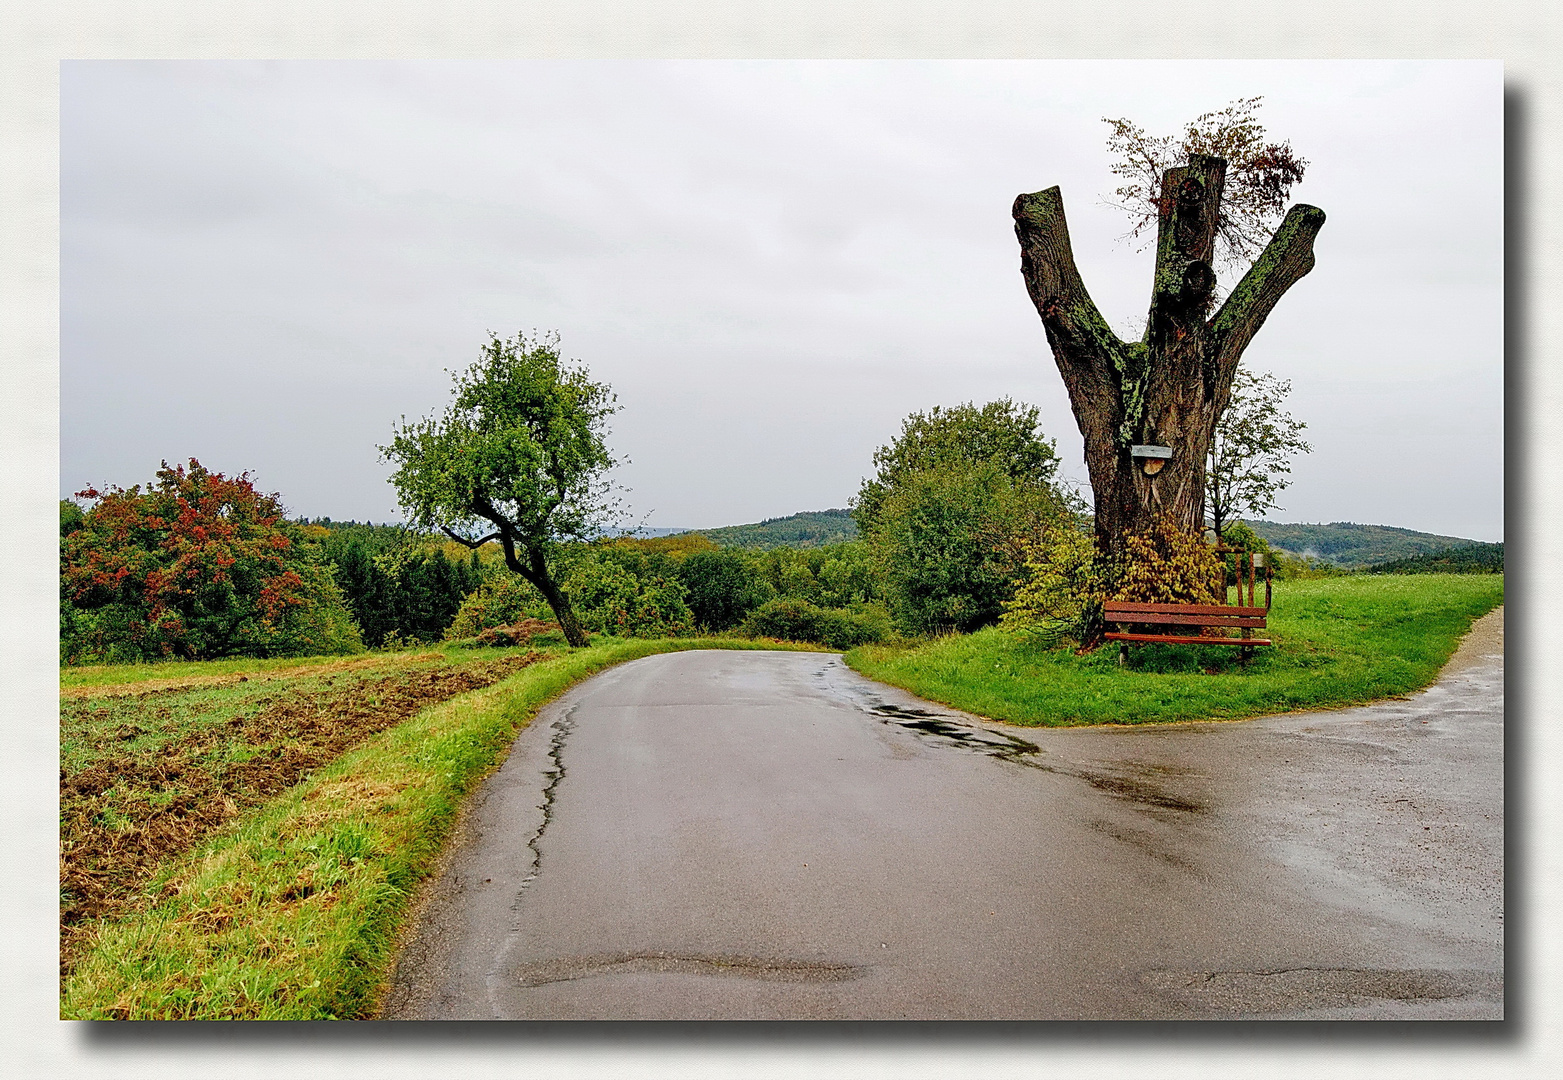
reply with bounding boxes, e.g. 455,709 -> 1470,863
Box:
62,60 -> 1502,540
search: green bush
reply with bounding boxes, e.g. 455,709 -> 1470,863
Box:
676,549 -> 775,630
560,551 -> 695,638
866,464 -> 1070,635
445,576 -> 548,640
999,521 -> 1105,648
740,597 -> 889,650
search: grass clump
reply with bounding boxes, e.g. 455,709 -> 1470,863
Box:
61,636 -> 819,1020
845,575 -> 1502,727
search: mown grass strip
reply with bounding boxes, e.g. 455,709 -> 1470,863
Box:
61,637 -> 821,1020
59,651 -> 435,694
844,575 -> 1503,727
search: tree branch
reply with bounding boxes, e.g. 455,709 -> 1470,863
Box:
1013,187 -> 1134,448
440,526 -> 501,549
1207,203 -> 1326,379
1012,188 -> 1126,369
1146,155 -> 1225,350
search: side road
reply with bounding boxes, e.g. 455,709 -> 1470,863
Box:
381,608 -> 1503,1020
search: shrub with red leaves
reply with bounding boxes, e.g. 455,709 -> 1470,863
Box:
61,460 -> 362,663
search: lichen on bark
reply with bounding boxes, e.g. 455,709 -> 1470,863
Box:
1013,156 -> 1323,563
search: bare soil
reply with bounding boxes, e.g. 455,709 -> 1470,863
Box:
60,653 -> 543,969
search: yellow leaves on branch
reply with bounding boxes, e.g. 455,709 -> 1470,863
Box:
1113,513 -> 1223,605
999,522 -> 1103,645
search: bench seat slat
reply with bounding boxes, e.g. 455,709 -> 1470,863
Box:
1105,632 -> 1273,647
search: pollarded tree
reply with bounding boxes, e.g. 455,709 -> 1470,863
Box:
1012,101 -> 1323,562
382,331 -> 620,647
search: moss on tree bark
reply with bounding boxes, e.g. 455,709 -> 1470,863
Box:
1013,154 -> 1324,562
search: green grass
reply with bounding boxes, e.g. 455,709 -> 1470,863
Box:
845,575 -> 1503,727
61,636 -> 821,1020
62,650 -> 408,690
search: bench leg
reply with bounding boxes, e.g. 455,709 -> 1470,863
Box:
1118,643 -> 1128,666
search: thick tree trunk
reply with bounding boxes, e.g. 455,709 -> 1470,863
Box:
497,534 -> 589,647
1013,154 -> 1324,563
444,508 -> 591,647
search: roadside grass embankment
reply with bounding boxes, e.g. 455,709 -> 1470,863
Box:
844,575 -> 1503,727
61,636 -> 822,1020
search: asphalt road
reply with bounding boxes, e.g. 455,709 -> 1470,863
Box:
381,609 -> 1503,1020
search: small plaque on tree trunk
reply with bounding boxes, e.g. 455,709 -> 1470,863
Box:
1131,444 -> 1171,476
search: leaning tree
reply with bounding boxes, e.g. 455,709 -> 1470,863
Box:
1012,135 -> 1324,563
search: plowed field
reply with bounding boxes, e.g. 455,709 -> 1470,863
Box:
60,651 -> 544,969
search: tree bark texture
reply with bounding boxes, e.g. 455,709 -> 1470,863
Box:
1013,155 -> 1324,558
445,500 -> 592,648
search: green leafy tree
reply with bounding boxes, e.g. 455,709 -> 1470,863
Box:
868,463 -> 1071,635
676,549 -> 775,631
557,550 -> 695,638
855,400 -> 1072,635
382,332 -> 621,647
60,459 -> 362,662
854,399 -> 1061,533
60,499 -> 85,537
1206,367 -> 1312,540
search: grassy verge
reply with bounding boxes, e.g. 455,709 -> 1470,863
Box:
845,575 -> 1503,727
61,636 -> 820,1020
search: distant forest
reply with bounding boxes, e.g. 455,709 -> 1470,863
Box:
676,510 -> 1496,567
1241,521 -> 1486,568
685,509 -> 859,550
1365,543 -> 1505,575
292,511 -> 1496,569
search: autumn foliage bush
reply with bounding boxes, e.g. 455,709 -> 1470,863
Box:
999,521 -> 1106,647
1001,514 -> 1228,649
60,460 -> 362,663
1112,513 -> 1223,605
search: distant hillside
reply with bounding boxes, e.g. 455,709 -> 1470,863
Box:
690,509 -> 859,550
681,512 -> 1496,563
1242,521 -> 1484,568
1366,542 -> 1505,575
604,525 -> 689,538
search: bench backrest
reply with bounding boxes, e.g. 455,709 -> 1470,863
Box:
1103,601 -> 1268,628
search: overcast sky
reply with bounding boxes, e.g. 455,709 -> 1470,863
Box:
60,60 -> 1503,540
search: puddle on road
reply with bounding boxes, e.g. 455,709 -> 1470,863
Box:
814,660 -> 1206,815
865,701 -> 1044,764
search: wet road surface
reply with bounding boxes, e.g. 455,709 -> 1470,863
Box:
381,609 -> 1503,1020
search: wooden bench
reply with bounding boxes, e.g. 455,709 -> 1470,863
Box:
1103,600 -> 1272,664
1103,549 -> 1275,664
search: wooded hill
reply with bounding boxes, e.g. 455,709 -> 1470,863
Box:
1241,521 -> 1486,568
289,511 -> 1495,571
686,509 -> 859,550
673,509 -> 1494,569
1365,543 -> 1504,575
